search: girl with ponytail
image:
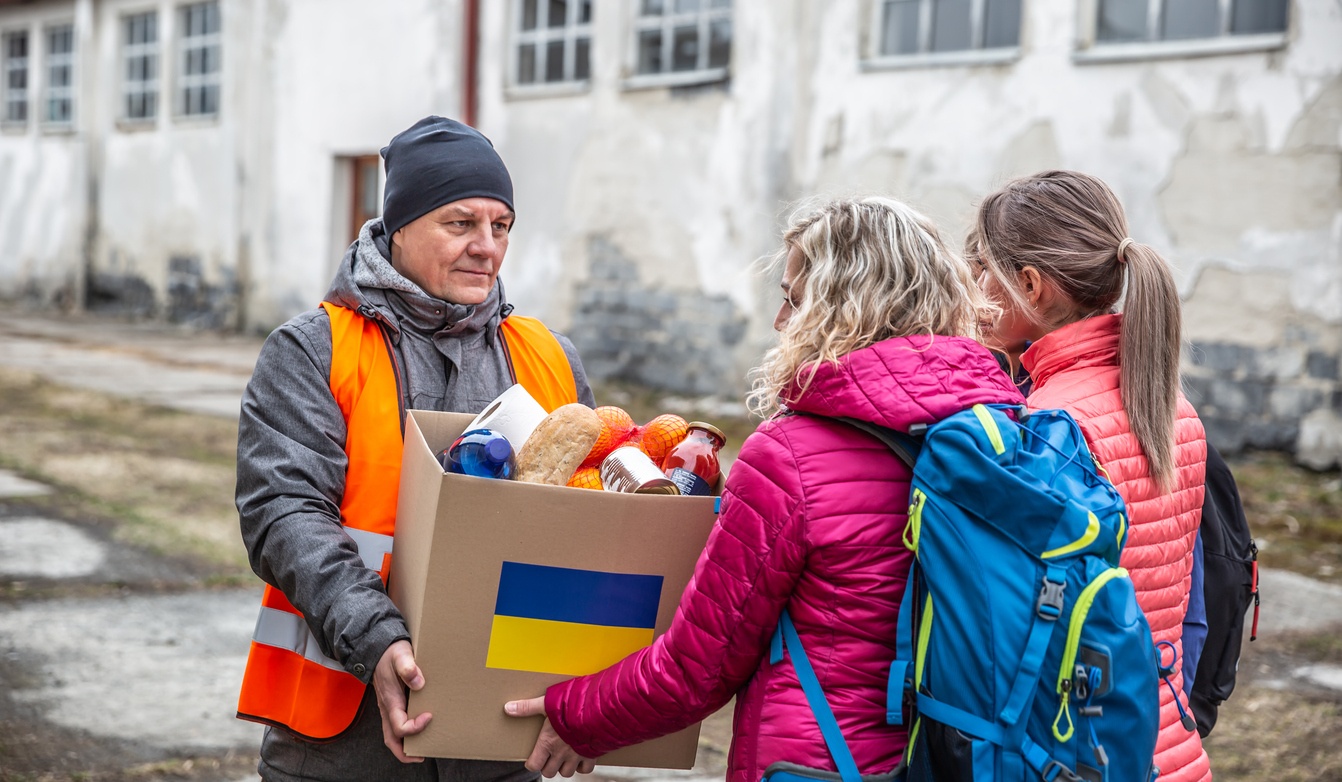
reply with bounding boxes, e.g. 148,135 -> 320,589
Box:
970,170 -> 1212,782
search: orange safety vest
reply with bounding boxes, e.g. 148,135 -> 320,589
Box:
236,302 -> 577,740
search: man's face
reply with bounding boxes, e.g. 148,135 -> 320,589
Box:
389,197 -> 515,305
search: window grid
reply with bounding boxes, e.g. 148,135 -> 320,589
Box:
122,11 -> 158,122
513,0 -> 593,86
178,0 -> 221,117
44,24 -> 74,127
633,0 -> 732,78
1095,0 -> 1288,44
877,0 -> 1022,58
3,30 -> 28,125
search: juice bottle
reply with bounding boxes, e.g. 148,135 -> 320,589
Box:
661,422 -> 726,496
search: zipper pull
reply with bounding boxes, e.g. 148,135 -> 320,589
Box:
1250,539 -> 1260,642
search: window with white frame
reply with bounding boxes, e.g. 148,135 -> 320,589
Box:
1095,0 -> 1288,44
877,0 -> 1021,57
178,0 -> 220,116
45,24 -> 74,127
513,0 -> 592,86
122,11 -> 158,122
632,0 -> 731,82
3,29 -> 28,125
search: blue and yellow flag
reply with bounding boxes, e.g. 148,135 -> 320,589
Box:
485,561 -> 664,676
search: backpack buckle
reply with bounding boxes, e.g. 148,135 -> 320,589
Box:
1036,577 -> 1066,620
1041,760 -> 1083,782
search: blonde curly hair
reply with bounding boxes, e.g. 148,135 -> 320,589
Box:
747,196 -> 993,418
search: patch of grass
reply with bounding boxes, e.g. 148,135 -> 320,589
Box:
1228,449 -> 1342,583
0,368 -> 248,578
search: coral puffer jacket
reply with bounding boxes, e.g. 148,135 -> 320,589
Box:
1023,314 -> 1211,782
545,336 -> 1024,782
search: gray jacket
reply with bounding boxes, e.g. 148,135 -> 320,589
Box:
237,217 -> 593,712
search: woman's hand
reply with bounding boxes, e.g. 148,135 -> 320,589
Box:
504,696 -> 597,777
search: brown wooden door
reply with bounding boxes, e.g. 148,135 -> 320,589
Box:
349,154 -> 381,243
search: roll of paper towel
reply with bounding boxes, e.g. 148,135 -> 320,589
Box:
466,384 -> 549,451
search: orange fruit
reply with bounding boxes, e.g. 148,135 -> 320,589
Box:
640,413 -> 689,464
580,406 -> 640,469
567,466 -> 603,490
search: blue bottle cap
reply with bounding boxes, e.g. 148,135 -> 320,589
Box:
484,437 -> 512,464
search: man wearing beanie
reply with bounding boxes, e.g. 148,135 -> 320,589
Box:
233,116 -> 594,782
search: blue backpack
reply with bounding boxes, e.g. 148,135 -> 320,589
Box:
766,404 -> 1164,782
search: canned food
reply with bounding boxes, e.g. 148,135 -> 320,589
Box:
599,446 -> 680,495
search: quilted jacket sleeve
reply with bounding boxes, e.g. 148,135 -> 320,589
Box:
544,420 -> 809,758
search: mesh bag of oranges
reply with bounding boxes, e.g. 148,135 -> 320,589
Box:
567,407 -> 690,490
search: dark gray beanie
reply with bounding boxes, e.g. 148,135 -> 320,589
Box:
380,116 -> 515,238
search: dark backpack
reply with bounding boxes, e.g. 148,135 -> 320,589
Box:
1189,443 -> 1259,737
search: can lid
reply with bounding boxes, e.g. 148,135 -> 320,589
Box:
687,421 -> 727,447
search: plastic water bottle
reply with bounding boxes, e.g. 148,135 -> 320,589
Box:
438,428 -> 516,480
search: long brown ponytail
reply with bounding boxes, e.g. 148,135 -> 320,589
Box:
972,170 -> 1183,492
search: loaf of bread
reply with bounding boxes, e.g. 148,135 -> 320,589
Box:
514,403 -> 603,486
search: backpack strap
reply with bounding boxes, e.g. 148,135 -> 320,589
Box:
808,414 -> 923,468
771,609 -> 862,782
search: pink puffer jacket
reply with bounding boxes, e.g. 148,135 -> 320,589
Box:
545,336 -> 1024,782
1023,315 -> 1210,782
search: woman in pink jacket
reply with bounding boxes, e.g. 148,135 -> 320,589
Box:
969,170 -> 1211,782
505,197 -> 1023,780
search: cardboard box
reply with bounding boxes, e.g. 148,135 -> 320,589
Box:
391,409 -> 718,767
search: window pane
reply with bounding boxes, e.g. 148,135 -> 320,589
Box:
880,0 -> 919,55
1161,0 -> 1219,40
1231,0 -> 1288,34
517,42 -> 536,83
931,0 -> 973,52
1097,0 -> 1148,42
710,0 -> 731,6
672,24 -> 698,71
674,0 -> 701,11
548,0 -> 567,28
708,18 -> 730,68
984,0 -> 1022,48
637,28 -> 662,73
640,0 -> 665,16
544,40 -> 564,81
574,36 -> 590,80
204,84 -> 218,114
579,0 -> 592,23
521,0 -> 538,31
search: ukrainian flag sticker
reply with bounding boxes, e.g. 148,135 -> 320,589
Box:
485,562 -> 665,676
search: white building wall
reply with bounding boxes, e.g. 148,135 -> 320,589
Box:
0,0 -> 85,306
256,0 -> 465,327
0,0 -> 1337,460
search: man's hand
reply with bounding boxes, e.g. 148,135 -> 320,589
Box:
504,696 -> 596,777
374,639 -> 433,763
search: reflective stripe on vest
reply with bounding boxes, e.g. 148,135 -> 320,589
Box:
237,302 -> 577,740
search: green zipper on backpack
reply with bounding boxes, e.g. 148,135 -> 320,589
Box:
1051,567 -> 1129,742
904,489 -> 926,552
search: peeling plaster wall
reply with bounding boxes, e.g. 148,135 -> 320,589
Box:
0,0 -> 86,308
255,0 -> 464,329
472,0 -> 1339,462
797,0 -> 1341,463
1,0 -> 1338,461
476,0 -> 794,398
